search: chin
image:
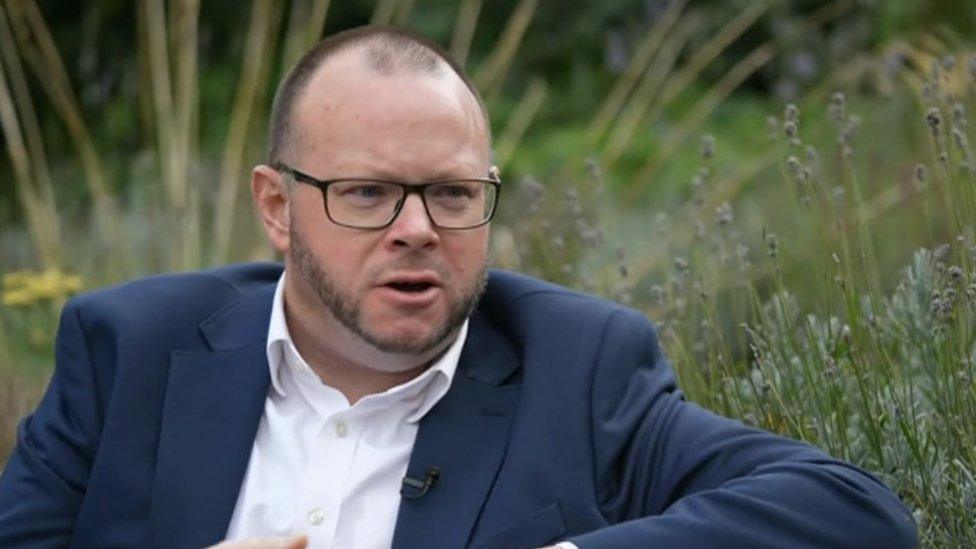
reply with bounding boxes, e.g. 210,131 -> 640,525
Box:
356,315 -> 454,356
365,301 -> 446,335
365,321 -> 447,355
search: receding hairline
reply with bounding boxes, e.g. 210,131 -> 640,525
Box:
267,26 -> 492,165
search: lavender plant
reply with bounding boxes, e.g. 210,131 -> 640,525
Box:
501,51 -> 976,546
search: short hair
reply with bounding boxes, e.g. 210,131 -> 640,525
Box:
267,25 -> 491,165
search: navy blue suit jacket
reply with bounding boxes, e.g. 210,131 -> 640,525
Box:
0,263 -> 916,548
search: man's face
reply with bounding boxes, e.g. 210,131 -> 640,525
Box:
281,54 -> 491,359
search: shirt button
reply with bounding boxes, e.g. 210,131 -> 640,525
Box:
335,420 -> 348,438
307,507 -> 325,526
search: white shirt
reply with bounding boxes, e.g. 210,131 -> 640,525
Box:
226,273 -> 578,549
225,273 -> 465,548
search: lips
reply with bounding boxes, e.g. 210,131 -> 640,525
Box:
374,271 -> 444,306
386,280 -> 436,292
376,271 -> 443,293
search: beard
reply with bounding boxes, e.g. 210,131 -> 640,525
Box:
289,224 -> 488,356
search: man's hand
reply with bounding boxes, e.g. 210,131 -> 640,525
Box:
206,535 -> 308,549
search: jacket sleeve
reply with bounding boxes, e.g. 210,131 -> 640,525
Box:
568,309 -> 918,549
0,298 -> 103,547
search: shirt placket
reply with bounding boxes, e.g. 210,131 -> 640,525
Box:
296,411 -> 360,547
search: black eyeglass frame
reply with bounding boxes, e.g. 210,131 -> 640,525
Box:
275,163 -> 502,230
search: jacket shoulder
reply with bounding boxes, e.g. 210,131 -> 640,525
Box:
483,270 -> 648,339
485,269 -> 627,314
68,262 -> 282,336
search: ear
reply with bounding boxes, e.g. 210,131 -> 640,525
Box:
252,164 -> 291,254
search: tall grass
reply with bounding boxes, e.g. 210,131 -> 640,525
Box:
501,48 -> 976,545
1,1 -> 973,545
0,4 -> 60,270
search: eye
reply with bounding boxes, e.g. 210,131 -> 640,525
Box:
348,184 -> 387,198
430,184 -> 476,199
331,182 -> 397,200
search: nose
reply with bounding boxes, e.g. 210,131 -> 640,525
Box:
384,193 -> 439,251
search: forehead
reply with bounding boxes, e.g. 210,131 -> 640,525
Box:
288,50 -> 489,176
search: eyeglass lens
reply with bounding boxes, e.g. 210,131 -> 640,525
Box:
325,180 -> 497,228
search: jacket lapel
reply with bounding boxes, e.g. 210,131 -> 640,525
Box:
391,310 -> 522,549
148,285 -> 275,549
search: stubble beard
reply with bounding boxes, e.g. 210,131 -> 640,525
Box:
290,225 -> 488,356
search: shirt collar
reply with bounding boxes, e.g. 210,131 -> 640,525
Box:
265,272 -> 292,397
404,319 -> 466,423
265,272 -> 466,422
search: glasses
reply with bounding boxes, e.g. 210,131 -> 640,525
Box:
276,164 -> 501,230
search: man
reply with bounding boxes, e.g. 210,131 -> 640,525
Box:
0,25 -> 916,549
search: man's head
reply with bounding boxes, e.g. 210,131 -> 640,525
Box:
252,26 -> 494,366
267,26 -> 491,168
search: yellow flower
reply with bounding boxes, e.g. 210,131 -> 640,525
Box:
29,270 -> 63,300
0,269 -> 84,306
62,274 -> 83,293
1,288 -> 35,307
2,271 -> 33,289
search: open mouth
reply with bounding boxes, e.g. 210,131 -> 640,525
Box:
377,271 -> 443,302
386,281 -> 436,293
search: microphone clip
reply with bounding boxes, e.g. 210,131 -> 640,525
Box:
401,467 -> 440,499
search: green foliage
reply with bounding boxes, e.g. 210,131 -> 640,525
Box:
497,48 -> 976,545
876,0 -> 976,44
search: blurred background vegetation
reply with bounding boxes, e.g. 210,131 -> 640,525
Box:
2,0 -> 976,545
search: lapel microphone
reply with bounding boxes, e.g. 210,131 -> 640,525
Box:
400,467 -> 440,499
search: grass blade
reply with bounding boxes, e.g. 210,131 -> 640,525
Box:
495,76 -> 547,171
212,0 -> 282,264
472,0 -> 539,96
450,0 -> 483,68
585,0 -> 690,144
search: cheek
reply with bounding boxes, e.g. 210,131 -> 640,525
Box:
442,232 -> 488,278
295,215 -> 374,282
318,238 -> 372,281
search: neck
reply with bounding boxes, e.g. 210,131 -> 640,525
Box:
290,335 -> 431,405
282,278 -> 450,405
